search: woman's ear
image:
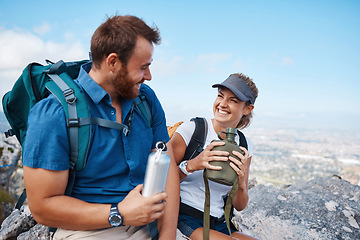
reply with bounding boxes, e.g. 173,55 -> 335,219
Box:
243,104 -> 254,115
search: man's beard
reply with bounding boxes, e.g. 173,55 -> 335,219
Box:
114,67 -> 141,100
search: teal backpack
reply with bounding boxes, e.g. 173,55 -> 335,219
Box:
2,59 -> 152,208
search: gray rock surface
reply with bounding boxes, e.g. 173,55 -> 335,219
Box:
17,224 -> 50,240
0,205 -> 36,239
233,177 -> 360,240
0,177 -> 359,239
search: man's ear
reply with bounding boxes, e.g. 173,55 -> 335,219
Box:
106,53 -> 122,72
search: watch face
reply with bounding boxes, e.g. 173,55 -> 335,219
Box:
109,214 -> 122,227
109,203 -> 123,227
180,161 -> 185,169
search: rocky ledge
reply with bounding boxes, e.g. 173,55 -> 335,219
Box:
1,176 -> 359,240
233,176 -> 359,240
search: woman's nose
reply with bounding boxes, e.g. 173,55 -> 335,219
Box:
219,99 -> 228,107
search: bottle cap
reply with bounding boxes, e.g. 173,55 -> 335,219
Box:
226,127 -> 237,134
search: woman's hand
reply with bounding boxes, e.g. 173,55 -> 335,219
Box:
186,141 -> 229,172
228,146 -> 250,190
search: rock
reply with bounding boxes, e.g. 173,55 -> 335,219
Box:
1,177 -> 359,240
0,206 -> 186,240
17,224 -> 50,240
0,205 -> 36,239
233,177 -> 360,240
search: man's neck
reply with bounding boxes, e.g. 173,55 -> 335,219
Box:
89,67 -> 123,123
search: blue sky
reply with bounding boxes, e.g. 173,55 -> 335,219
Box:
1,0 -> 359,131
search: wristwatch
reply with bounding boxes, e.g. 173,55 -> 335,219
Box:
179,160 -> 192,175
108,203 -> 123,227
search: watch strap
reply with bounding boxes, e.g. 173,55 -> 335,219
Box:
180,160 -> 192,175
109,203 -> 123,227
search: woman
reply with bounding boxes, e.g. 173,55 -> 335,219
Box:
168,73 -> 258,240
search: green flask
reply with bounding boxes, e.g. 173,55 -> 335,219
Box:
206,127 -> 244,186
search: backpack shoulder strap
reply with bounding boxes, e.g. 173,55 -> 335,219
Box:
182,117 -> 208,161
134,93 -> 152,127
237,129 -> 248,150
46,71 -> 91,172
45,61 -> 132,172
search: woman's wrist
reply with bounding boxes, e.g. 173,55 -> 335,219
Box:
237,182 -> 247,191
179,160 -> 193,176
186,159 -> 194,173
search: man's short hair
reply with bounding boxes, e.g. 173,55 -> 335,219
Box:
90,15 -> 161,68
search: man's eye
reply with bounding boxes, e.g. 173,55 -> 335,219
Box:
141,65 -> 148,70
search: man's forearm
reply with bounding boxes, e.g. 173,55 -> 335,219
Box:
29,193 -> 111,230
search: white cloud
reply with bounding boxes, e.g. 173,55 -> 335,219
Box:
0,28 -> 88,69
33,22 -> 51,35
0,28 -> 89,109
232,59 -> 245,71
151,55 -> 186,77
195,53 -> 232,74
281,57 -> 294,65
152,52 -> 232,78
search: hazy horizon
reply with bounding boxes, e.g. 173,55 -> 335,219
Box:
1,1 -> 359,132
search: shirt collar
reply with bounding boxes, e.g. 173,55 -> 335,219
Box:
77,62 -> 110,104
77,62 -> 135,120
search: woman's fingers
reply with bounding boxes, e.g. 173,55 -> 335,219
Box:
228,155 -> 242,166
228,155 -> 247,177
229,162 -> 244,177
206,164 -> 222,170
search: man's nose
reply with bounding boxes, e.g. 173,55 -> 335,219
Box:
143,68 -> 152,81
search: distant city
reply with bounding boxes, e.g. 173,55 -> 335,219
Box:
243,126 -> 360,187
1,111 -> 360,190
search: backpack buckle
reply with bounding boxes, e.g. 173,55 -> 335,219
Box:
123,127 -> 129,136
67,118 -> 80,127
63,88 -> 77,104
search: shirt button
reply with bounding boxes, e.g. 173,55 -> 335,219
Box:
111,111 -> 115,115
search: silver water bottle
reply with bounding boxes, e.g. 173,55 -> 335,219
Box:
142,142 -> 171,197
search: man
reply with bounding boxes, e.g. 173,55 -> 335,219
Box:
22,15 -> 179,239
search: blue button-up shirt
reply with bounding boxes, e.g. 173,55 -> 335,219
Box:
23,62 -> 169,203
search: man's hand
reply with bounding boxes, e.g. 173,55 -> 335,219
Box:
118,184 -> 168,226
